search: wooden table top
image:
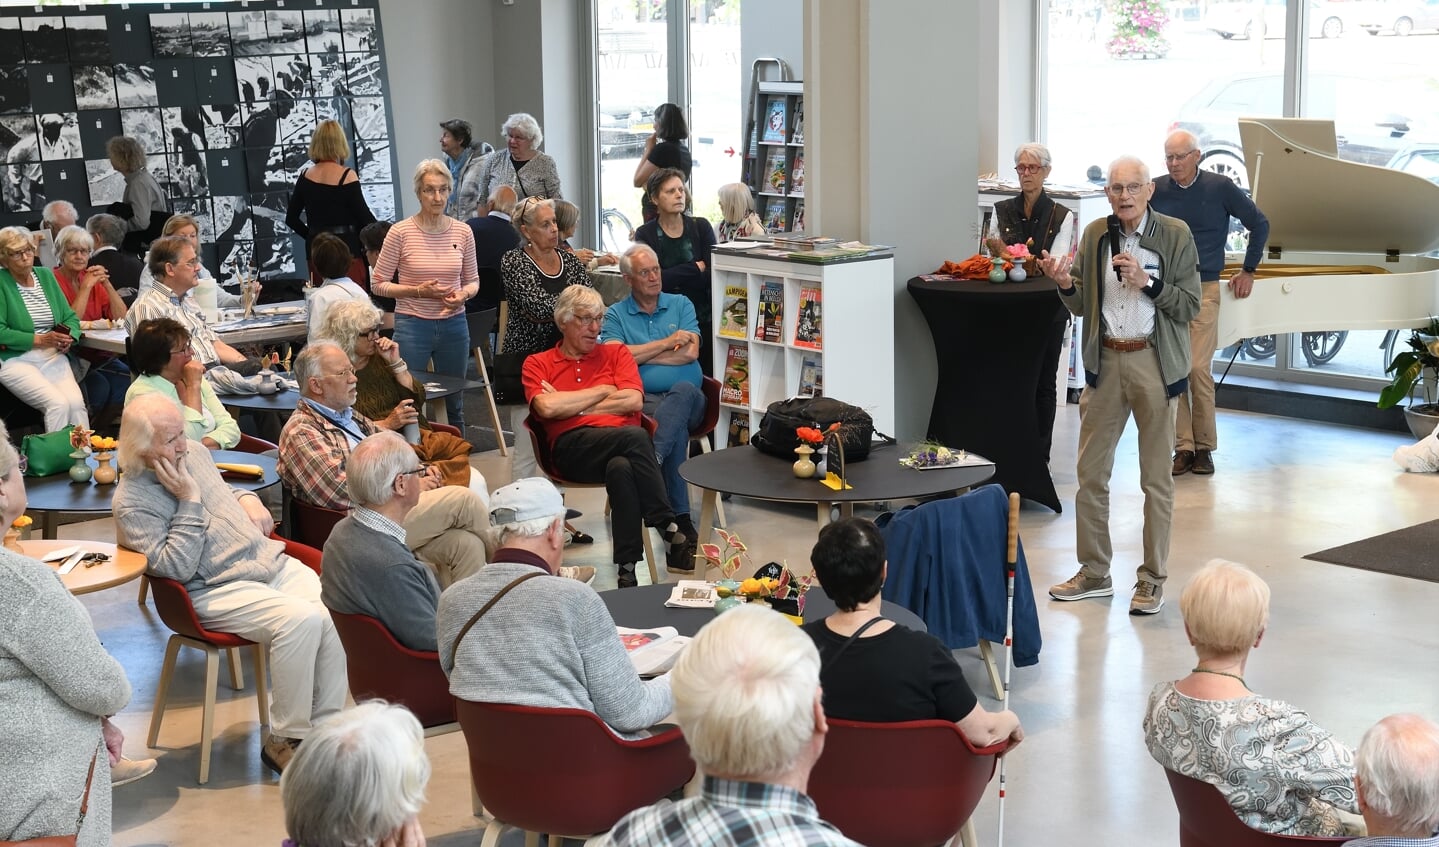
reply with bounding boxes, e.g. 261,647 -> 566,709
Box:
17,539 -> 148,595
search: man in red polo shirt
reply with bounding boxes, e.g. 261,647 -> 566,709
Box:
523,285 -> 689,588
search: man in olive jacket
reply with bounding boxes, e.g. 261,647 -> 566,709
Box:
1039,154 -> 1201,616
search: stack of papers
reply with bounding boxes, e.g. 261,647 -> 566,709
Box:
617,626 -> 691,677
665,580 -> 717,608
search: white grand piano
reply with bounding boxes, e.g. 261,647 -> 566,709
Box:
1215,117 -> 1439,348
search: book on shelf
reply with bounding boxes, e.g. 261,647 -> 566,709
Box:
762,199 -> 787,233
794,286 -> 823,349
616,626 -> 691,677
792,201 -> 805,233
789,151 -> 804,196
720,344 -> 750,406
761,96 -> 787,143
718,284 -> 748,339
798,354 -> 823,398
727,413 -> 751,447
755,279 -> 784,342
765,148 -> 787,194
791,98 -> 804,144
665,580 -> 717,609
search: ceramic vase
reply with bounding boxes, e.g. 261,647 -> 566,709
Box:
2,529 -> 22,553
793,445 -> 817,478
1009,266 -> 1028,282
92,452 -> 117,485
68,451 -> 93,484
988,258 -> 1008,284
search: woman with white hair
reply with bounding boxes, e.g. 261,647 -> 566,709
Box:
371,159 -> 481,432
0,226 -> 89,431
52,224 -> 130,431
476,112 -> 562,201
280,702 -> 430,847
716,182 -> 766,243
1144,559 -> 1362,836
103,135 -> 168,255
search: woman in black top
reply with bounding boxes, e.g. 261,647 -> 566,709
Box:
633,103 -> 692,223
803,517 -> 1024,748
286,120 -> 377,287
634,167 -> 715,375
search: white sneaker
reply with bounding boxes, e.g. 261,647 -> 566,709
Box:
110,757 -> 158,787
558,565 -> 596,585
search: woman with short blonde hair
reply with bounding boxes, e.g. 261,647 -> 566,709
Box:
716,182 -> 765,242
286,119 -> 376,288
104,135 -> 168,254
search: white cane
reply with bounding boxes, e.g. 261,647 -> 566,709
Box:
996,492 -> 1020,847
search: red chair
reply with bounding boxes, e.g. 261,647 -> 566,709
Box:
523,414 -> 661,584
329,611 -> 455,731
432,421 -> 463,438
234,433 -> 278,454
288,494 -> 348,550
1163,769 -> 1350,846
689,376 -> 726,533
808,718 -> 1009,847
454,699 -> 693,845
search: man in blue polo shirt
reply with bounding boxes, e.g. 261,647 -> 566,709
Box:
600,242 -> 705,571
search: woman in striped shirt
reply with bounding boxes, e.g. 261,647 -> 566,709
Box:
0,227 -> 89,431
371,160 -> 481,431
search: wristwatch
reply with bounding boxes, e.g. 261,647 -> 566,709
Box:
1242,265 -> 1257,275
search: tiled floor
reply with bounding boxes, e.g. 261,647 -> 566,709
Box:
58,404 -> 1439,846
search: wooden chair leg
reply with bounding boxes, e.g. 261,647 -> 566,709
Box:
695,436 -> 726,528
137,574 -> 149,605
199,645 -> 221,784
978,640 -> 1004,700
642,527 -> 660,585
523,831 -> 539,847
252,644 -> 270,727
147,636 -> 183,747
480,820 -> 506,847
958,817 -> 978,847
474,348 -> 509,457
226,647 -> 245,690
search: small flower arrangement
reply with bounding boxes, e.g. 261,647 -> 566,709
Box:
10,515 -> 33,530
796,424 -> 836,446
701,528 -> 751,580
69,427 -> 95,453
89,435 -> 116,453
700,529 -> 816,615
900,440 -> 966,469
1006,242 -> 1032,261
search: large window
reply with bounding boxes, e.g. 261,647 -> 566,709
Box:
1044,0 -> 1439,393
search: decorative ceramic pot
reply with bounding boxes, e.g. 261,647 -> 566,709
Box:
1009,266 -> 1028,282
988,258 -> 1008,284
68,451 -> 93,484
92,452 -> 117,485
793,445 -> 816,478
714,595 -> 744,614
2,529 -> 22,553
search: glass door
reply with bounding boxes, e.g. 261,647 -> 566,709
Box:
595,0 -> 670,252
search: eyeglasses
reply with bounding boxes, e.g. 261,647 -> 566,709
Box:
1164,151 -> 1198,163
81,552 -> 111,568
629,267 -> 662,279
395,465 -> 429,484
170,346 -> 193,356
9,246 -> 36,257
419,185 -> 451,196
325,367 -> 357,378
1106,183 -> 1149,197
571,314 -> 603,326
63,247 -> 90,256
1014,164 -> 1047,174
361,326 -> 383,337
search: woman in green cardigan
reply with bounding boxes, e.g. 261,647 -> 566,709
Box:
0,227 -> 88,432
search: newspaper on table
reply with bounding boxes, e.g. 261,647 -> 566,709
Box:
616,626 -> 691,677
665,580 -> 717,609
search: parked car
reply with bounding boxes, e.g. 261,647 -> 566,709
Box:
1204,0 -> 1352,39
1385,143 -> 1439,182
1169,71 -> 1439,187
1352,0 -> 1439,34
598,103 -> 654,159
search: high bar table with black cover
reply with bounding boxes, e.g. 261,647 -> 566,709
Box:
906,276 -> 1064,513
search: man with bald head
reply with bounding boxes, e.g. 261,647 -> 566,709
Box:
466,184 -> 520,311
1349,713 -> 1439,845
1150,129 -> 1269,478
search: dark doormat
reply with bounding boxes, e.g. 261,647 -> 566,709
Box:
1304,520 -> 1439,583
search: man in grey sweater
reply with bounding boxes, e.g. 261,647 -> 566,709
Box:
113,394 -> 348,774
436,478 -> 665,738
321,431 -> 443,652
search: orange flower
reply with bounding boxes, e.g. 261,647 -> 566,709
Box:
796,426 -> 825,444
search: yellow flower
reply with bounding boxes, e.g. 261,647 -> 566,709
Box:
11,515 -> 33,529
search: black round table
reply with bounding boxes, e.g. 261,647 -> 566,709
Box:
600,583 -> 927,637
26,450 -> 278,538
220,372 -> 483,424
679,442 -> 995,545
907,276 -> 1067,513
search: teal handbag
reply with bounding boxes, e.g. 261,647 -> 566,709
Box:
20,426 -> 76,477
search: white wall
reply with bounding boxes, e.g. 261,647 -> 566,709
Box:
740,0 -> 804,103
378,0 -> 496,218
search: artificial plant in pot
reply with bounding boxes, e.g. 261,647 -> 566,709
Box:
1377,317 -> 1439,439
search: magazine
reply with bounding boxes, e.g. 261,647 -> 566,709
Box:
761,96 -> 787,143
616,626 -> 691,677
727,412 -> 751,447
719,284 -> 748,339
756,279 -> 784,342
794,286 -> 823,349
791,98 -> 804,145
765,148 -> 787,194
793,201 -> 805,233
665,580 -> 717,609
763,200 -> 787,233
798,354 -> 823,398
790,151 -> 804,196
720,344 -> 750,406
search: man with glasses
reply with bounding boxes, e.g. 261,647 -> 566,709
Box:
125,235 -> 261,374
600,243 -> 705,574
1040,155 -> 1201,615
525,285 -> 691,589
1151,129 -> 1270,478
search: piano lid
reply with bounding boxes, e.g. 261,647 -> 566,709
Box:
1238,117 -> 1439,256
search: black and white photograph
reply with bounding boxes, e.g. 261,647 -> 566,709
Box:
21,17 -> 66,64
0,19 -> 20,61
173,197 -> 214,243
278,98 -> 315,146
143,153 -> 169,190
240,98 -> 288,150
201,105 -> 242,150
274,54 -> 316,99
351,96 -> 386,140
356,137 -> 390,184
343,53 -> 382,97
77,110 -> 121,160
217,238 -> 254,283
250,237 -> 297,280
213,194 -> 253,244
0,66 -> 29,115
64,16 -> 110,64
303,10 -> 343,55
280,144 -> 312,179
235,56 -> 275,104
3,163 -> 42,212
150,13 -> 193,59
121,107 -> 165,154
74,65 -> 117,111
36,113 -> 81,161
189,12 -> 230,58
114,64 -> 160,108
228,11 -> 269,58
86,158 -> 125,207
1,113 -> 38,163
340,8 -> 377,53
362,184 -> 395,222
264,11 -> 307,56
164,151 -> 207,197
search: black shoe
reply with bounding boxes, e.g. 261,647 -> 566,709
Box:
1172,450 -> 1194,476
617,563 -> 638,589
1192,450 -> 1215,475
667,539 -> 697,573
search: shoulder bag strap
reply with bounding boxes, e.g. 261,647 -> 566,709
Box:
820,616 -> 886,672
338,167 -> 353,185
447,571 -> 547,667
74,746 -> 99,833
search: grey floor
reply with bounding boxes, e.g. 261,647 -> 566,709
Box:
61,403 -> 1439,846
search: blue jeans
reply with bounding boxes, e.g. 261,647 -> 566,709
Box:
643,381 -> 706,520
393,313 -> 470,430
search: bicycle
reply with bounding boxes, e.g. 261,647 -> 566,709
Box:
1238,331 -> 1348,366
599,206 -> 634,256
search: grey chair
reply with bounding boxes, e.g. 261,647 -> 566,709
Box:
465,307 -> 508,457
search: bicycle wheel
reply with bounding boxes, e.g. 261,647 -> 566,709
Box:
599,208 -> 633,256
1242,335 -> 1277,360
1301,330 -> 1348,366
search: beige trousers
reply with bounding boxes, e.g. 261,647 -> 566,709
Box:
1175,281 -> 1221,453
404,487 -> 490,589
1075,346 -> 1177,586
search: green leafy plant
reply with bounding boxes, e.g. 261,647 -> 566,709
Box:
1378,317 -> 1439,410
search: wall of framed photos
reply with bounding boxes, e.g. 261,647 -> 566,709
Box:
0,1 -> 398,282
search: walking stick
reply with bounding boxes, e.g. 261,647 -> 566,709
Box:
996,492 -> 1020,847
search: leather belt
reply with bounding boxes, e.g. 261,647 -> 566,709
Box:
1102,336 -> 1151,352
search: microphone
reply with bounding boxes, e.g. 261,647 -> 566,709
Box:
1106,214 -> 1124,280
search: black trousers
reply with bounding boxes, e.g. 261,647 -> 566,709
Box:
551,425 -> 675,565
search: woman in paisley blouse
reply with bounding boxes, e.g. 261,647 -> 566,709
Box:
1143,560 -> 1363,836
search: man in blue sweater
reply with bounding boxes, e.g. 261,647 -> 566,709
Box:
1150,130 -> 1269,477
